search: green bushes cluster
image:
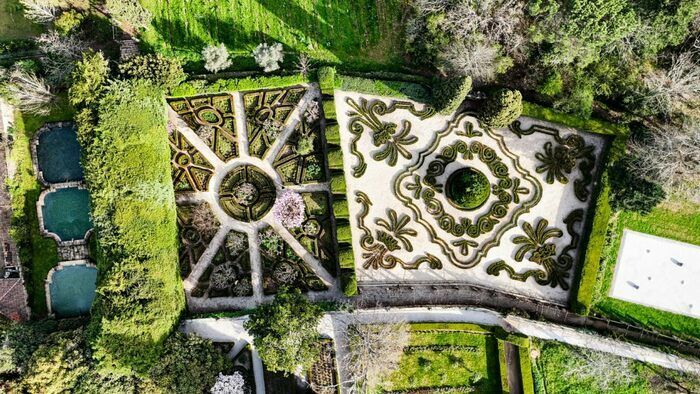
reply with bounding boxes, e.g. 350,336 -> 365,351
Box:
118,54 -> 186,93
478,88 -> 523,128
76,79 -> 184,375
608,159 -> 666,215
2,325 -> 229,393
245,288 -> 322,374
432,76 -> 472,114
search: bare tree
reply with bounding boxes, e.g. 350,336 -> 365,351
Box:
35,31 -> 87,85
19,0 -> 56,23
437,41 -> 499,82
5,69 -> 54,115
190,202 -> 220,238
629,121 -> 700,203
295,53 -> 313,77
562,346 -> 637,392
643,46 -> 700,116
341,316 -> 410,393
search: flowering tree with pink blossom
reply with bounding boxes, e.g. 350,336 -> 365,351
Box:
273,190 -> 305,228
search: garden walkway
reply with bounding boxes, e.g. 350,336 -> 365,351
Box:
181,307 -> 700,394
354,283 -> 700,358
0,99 -> 29,321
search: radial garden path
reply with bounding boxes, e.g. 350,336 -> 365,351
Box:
168,83 -> 341,311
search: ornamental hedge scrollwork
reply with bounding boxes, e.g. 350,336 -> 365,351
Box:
355,191 -> 441,270
510,120 -> 597,202
486,209 -> 584,289
345,98 -> 433,178
420,140 -> 530,240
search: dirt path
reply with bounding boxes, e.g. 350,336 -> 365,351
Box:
504,342 -> 523,394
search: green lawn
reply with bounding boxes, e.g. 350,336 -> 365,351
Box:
591,202 -> 700,339
0,0 -> 42,40
7,97 -> 74,317
532,339 -> 700,394
378,323 -> 502,393
139,0 -> 407,71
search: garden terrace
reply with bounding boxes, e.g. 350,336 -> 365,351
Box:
335,91 -> 607,305
167,83 -> 340,312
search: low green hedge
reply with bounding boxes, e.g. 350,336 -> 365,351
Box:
335,221 -> 352,244
330,172 -> 346,194
322,99 -> 337,120
171,73 -> 310,97
519,344 -> 535,394
572,175 -> 612,314
521,101 -> 628,137
337,75 -> 433,103
497,340 -> 509,392
327,148 -> 343,169
325,124 -> 340,145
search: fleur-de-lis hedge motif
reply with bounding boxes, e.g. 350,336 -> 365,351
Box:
375,209 -> 418,252
356,191 -> 441,270
510,121 -> 597,203
346,97 -> 433,177
486,209 -> 584,289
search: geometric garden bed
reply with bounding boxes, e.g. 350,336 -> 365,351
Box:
335,91 -> 606,305
167,84 -> 339,311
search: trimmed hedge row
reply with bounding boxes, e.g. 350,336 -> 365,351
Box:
78,80 -> 185,376
171,73 -> 311,97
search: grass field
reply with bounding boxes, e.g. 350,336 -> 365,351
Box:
378,323 -> 502,392
591,201 -> 700,339
139,0 -> 407,72
532,339 -> 700,394
7,97 -> 74,317
0,0 -> 42,40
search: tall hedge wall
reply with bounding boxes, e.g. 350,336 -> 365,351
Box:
79,79 -> 185,376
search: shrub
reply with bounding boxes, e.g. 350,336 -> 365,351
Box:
79,79 -> 185,375
608,159 -> 666,214
149,332 -> 230,394
55,10 -> 84,35
478,88 -> 522,128
118,54 -> 186,93
244,288 -> 322,374
0,319 -> 56,375
317,66 -> 336,92
202,43 -> 231,74
21,329 -> 89,394
252,42 -> 284,72
18,0 -> 56,23
105,0 -> 152,29
432,76 -> 472,114
69,51 -> 109,107
295,135 -> 315,155
190,202 -> 220,239
210,372 -> 248,394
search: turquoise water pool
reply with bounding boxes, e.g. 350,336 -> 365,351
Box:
37,124 -> 84,183
42,187 -> 92,241
48,264 -> 97,317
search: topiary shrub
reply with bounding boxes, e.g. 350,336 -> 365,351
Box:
479,88 -> 523,128
118,54 -> 186,93
608,158 -> 666,214
317,66 -> 336,92
432,76 -> 472,115
252,42 -> 284,73
446,167 -> 491,210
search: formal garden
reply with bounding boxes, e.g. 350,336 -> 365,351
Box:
0,0 -> 699,392
167,83 -> 340,311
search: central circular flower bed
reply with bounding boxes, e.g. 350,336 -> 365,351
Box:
445,167 -> 491,211
219,165 -> 276,222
